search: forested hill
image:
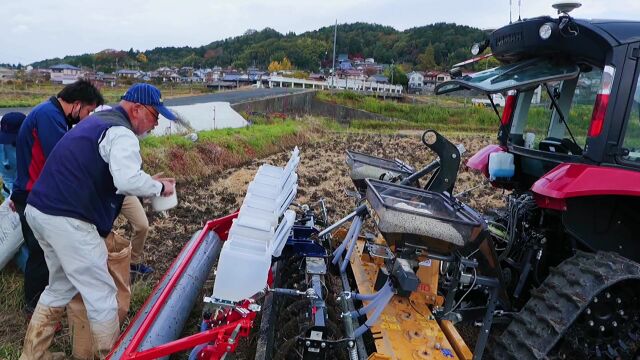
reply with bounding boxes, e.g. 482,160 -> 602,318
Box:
31,22 -> 489,72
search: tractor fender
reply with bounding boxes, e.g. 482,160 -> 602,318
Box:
531,163 -> 640,210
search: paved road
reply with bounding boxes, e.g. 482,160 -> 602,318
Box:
0,87 -> 308,116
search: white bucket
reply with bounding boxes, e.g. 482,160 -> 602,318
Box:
151,187 -> 178,212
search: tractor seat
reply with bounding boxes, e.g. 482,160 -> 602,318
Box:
538,137 -> 583,155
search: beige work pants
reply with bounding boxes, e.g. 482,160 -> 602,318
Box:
119,196 -> 149,264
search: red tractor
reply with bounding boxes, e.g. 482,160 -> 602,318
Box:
431,3 -> 640,359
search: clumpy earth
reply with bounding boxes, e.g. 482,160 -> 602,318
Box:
144,131 -> 500,277
0,130 -> 502,358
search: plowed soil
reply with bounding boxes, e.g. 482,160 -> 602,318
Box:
143,131 -> 501,277
0,130 -> 502,358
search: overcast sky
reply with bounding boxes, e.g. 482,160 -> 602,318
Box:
1,0 -> 639,65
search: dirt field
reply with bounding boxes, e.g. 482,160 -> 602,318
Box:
0,130 -> 501,357
145,131 -> 500,276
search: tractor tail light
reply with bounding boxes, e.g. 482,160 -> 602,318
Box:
501,91 -> 517,125
588,65 -> 615,137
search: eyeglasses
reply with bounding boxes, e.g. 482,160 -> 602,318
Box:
142,105 -> 159,121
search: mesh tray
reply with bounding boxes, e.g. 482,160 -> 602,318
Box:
346,150 -> 414,192
365,179 -> 482,254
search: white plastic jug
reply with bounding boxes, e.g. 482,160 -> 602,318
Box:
488,152 -> 515,180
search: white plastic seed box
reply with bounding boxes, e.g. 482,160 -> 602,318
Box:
270,210 -> 296,257
213,239 -> 271,302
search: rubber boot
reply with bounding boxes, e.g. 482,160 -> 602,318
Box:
67,295 -> 93,360
19,303 -> 66,360
91,316 -> 120,359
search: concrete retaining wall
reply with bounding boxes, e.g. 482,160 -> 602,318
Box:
231,90 -> 394,124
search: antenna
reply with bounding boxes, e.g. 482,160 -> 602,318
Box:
509,0 -> 512,24
552,2 -> 582,15
518,0 -> 522,21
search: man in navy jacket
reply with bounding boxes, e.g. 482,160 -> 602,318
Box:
19,83 -> 176,359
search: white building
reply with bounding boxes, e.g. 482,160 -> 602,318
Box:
49,64 -> 83,84
407,71 -> 425,92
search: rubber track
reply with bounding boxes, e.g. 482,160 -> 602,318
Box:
490,251 -> 640,360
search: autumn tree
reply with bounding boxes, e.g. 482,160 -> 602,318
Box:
268,57 -> 294,72
136,53 -> 148,63
268,60 -> 282,72
280,57 -> 293,70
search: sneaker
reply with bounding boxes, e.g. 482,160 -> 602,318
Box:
130,263 -> 154,276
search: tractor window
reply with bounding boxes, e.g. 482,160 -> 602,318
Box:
520,69 -> 602,152
435,58 -> 580,95
621,75 -> 640,162
568,70 -> 602,146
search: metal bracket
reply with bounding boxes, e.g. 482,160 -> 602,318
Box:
421,130 -> 461,194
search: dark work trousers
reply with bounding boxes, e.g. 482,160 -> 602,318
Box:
15,198 -> 49,313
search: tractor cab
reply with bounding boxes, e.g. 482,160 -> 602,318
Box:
436,8 -> 640,192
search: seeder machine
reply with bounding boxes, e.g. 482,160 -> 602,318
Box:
109,4 -> 640,359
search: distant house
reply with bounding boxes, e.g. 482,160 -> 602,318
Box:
407,71 -> 425,92
152,67 -> 181,83
337,68 -> 365,81
85,71 -> 117,87
101,73 -> 117,87
0,67 -> 16,82
423,71 -> 451,92
369,75 -> 389,84
49,64 -> 83,84
115,69 -> 143,78
309,73 -> 326,81
222,71 -> 241,82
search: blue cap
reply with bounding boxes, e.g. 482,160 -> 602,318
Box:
121,83 -> 177,121
0,112 -> 26,145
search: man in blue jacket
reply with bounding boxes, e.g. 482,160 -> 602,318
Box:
0,112 -> 27,198
19,83 -> 176,359
0,112 -> 28,271
11,80 -> 103,315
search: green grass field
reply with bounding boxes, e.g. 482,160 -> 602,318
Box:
0,83 -> 212,108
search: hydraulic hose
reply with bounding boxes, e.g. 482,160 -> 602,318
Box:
352,281 -> 391,301
349,283 -> 393,317
353,289 -> 395,338
332,216 -> 362,265
332,216 -> 358,260
340,216 -> 364,272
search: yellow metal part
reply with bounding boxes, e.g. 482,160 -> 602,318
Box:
350,238 -> 471,360
368,353 -> 393,360
439,320 -> 473,360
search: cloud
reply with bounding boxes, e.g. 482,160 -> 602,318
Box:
1,0 -> 640,65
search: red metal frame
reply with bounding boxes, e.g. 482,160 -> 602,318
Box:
532,163 -> 640,210
125,318 -> 253,360
109,211 -> 239,359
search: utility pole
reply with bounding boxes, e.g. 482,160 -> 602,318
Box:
391,60 -> 395,85
332,19 -> 337,89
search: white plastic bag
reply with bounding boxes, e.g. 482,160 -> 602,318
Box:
0,198 -> 23,270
